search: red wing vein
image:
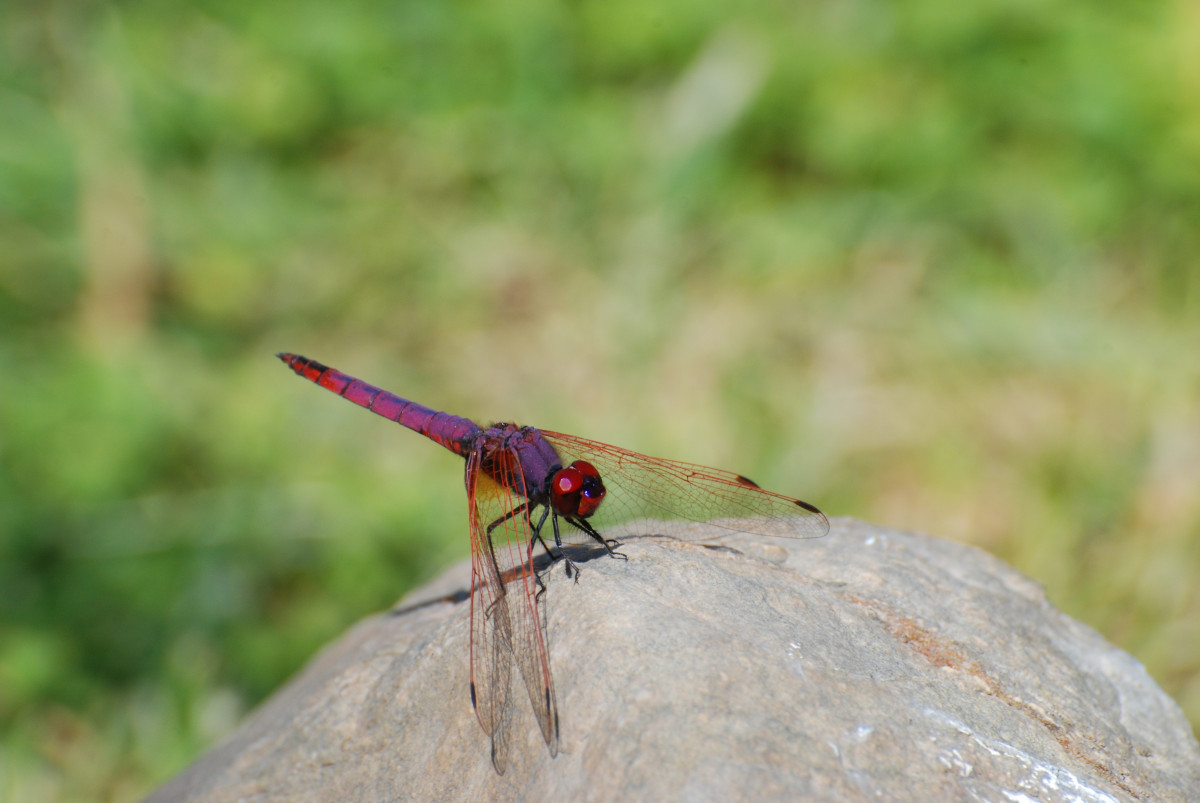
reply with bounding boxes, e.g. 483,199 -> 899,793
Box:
472,447 -> 559,756
466,448 -> 513,773
542,431 -> 828,539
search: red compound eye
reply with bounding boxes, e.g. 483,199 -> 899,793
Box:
572,460 -> 600,480
554,466 -> 584,496
550,460 -> 606,517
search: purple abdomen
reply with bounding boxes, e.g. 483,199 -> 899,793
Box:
278,353 -> 483,456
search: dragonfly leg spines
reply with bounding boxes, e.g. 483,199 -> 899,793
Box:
485,500 -> 533,540
542,513 -> 581,581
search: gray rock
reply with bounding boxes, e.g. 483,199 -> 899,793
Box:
148,519 -> 1200,801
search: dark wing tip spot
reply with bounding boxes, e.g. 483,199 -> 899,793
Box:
793,499 -> 824,515
469,683 -> 477,708
735,474 -> 761,488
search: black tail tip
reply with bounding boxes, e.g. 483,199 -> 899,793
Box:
276,352 -> 295,363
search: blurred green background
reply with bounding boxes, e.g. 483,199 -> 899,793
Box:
2,0 -> 1199,799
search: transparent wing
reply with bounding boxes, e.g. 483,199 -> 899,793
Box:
541,431 -> 829,541
466,446 -> 559,774
466,448 -> 514,774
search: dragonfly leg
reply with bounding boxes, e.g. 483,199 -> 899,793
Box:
568,516 -> 627,562
547,512 -> 582,582
485,500 -> 532,539
533,558 -> 550,602
524,504 -> 579,581
528,502 -> 551,541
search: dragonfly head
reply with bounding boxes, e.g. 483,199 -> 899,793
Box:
549,460 -> 606,519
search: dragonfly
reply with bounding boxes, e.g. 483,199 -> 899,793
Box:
277,353 -> 829,773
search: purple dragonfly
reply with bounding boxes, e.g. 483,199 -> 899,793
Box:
278,353 -> 828,772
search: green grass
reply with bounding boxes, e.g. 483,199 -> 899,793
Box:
2,0 -> 1199,798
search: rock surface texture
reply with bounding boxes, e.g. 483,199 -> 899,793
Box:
150,518 -> 1200,801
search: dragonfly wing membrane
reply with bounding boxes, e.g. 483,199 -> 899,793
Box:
467,447 -> 560,764
541,431 -> 829,540
466,449 -> 516,773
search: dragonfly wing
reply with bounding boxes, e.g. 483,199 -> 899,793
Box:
541,431 -> 829,540
466,448 -> 514,773
466,446 -> 560,770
